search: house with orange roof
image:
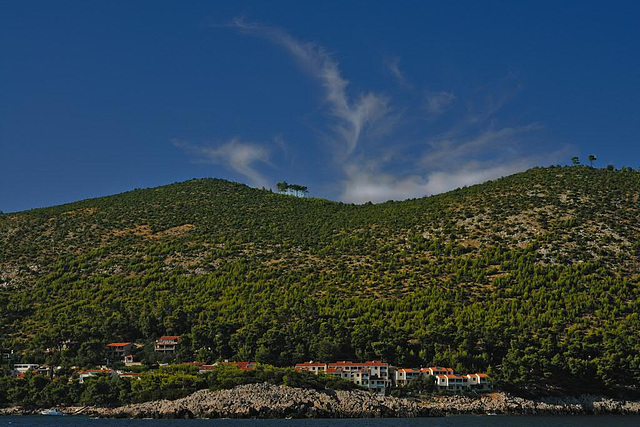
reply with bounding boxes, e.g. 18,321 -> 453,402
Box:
394,367 -> 431,386
466,373 -> 492,391
435,374 -> 470,391
118,372 -> 141,380
427,366 -> 454,377
105,342 -> 133,360
227,361 -> 256,370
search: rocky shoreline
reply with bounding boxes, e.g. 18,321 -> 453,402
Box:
87,383 -> 430,418
0,383 -> 430,419
1,383 -> 639,418
419,392 -> 640,415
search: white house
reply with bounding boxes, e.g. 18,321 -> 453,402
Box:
395,368 -> 430,386
427,366 -> 454,377
323,361 -> 391,395
122,354 -> 142,366
467,373 -> 492,391
436,374 -> 469,391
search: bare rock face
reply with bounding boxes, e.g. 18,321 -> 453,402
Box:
419,392 -> 640,415
0,407 -> 38,416
5,388 -> 639,419
83,383 -> 432,419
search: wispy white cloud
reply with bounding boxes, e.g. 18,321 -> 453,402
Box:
425,91 -> 456,114
230,18 -> 394,157
385,55 -> 412,89
215,20 -> 567,204
173,138 -> 270,188
340,154 -> 562,204
339,121 -> 560,203
422,123 -> 544,168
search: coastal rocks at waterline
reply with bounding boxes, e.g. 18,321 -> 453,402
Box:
83,383 -> 432,419
419,392 -> 640,415
0,407 -> 38,416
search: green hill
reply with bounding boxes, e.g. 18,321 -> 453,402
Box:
1,166 -> 639,396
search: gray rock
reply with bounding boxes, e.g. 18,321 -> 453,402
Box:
418,392 -> 640,415
82,383 -> 432,419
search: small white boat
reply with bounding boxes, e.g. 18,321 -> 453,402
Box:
40,408 -> 65,416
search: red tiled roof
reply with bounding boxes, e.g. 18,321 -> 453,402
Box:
199,365 -> 216,370
295,362 -> 326,367
106,342 -> 131,347
225,361 -> 255,370
158,335 -> 180,341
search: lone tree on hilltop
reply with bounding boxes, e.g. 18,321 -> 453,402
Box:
276,182 -> 309,197
276,181 -> 289,193
588,154 -> 597,167
571,156 -> 580,166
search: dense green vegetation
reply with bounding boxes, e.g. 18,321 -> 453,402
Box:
1,166 -> 639,397
0,364 -> 354,407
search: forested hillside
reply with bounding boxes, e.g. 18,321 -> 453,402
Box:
1,166 -> 639,396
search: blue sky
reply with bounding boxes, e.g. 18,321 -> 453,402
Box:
2,1 -> 639,211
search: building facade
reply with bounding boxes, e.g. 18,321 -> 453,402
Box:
154,336 -> 181,353
436,374 -> 470,391
105,342 -> 133,360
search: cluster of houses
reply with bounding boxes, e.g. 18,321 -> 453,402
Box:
6,336 -> 492,396
75,361 -> 257,383
105,335 -> 181,363
10,360 -> 257,383
294,361 -> 492,395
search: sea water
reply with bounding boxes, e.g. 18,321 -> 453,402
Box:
1,416 -> 639,427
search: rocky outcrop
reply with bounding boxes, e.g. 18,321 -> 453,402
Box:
419,392 -> 640,415
81,383 -> 433,419
3,387 -> 640,418
0,407 -> 38,416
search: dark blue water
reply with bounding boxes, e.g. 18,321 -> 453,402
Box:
1,416 -> 639,427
